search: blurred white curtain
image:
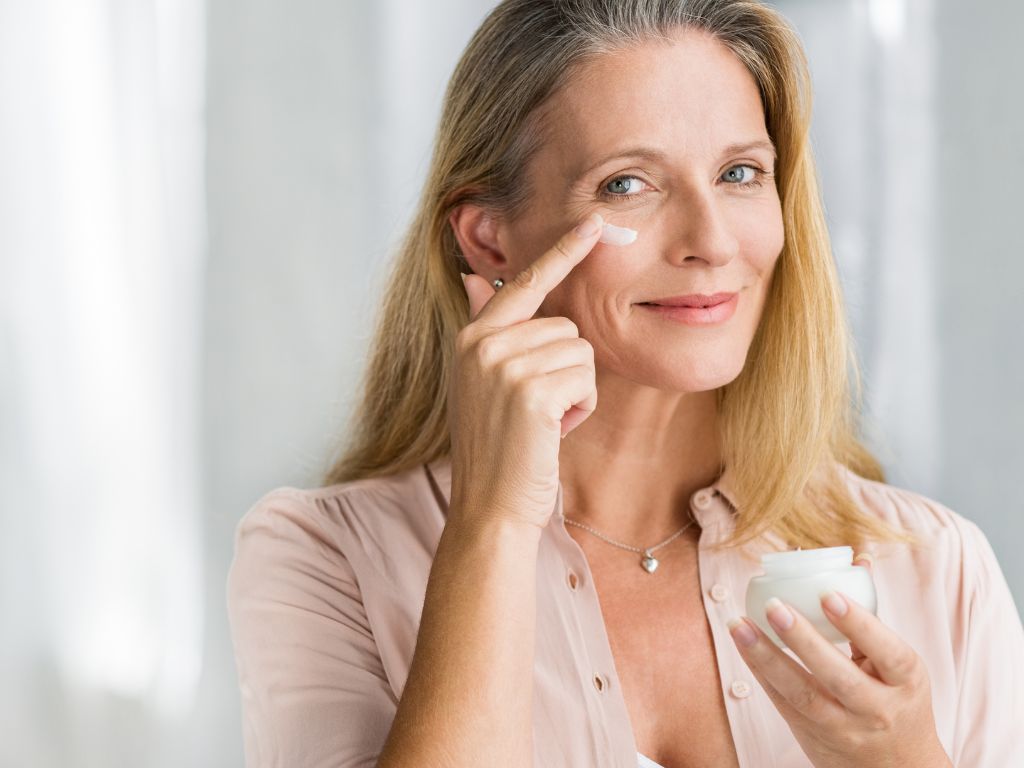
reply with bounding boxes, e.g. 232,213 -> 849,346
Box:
0,1 -> 205,766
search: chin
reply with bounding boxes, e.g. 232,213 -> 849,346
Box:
671,369 -> 743,393
620,352 -> 748,393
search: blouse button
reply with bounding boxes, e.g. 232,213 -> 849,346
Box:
567,569 -> 579,591
710,583 -> 730,602
693,489 -> 714,510
730,680 -> 752,699
593,673 -> 606,693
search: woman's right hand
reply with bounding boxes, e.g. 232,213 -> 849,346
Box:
448,213 -> 604,532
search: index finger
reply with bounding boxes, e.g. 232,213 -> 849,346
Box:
474,212 -> 604,327
821,590 -> 919,687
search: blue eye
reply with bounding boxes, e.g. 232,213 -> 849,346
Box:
601,175 -> 648,198
598,175 -> 653,202
722,164 -> 769,188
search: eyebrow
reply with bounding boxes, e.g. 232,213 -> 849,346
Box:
572,139 -> 777,181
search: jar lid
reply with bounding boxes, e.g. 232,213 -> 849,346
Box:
760,545 -> 853,576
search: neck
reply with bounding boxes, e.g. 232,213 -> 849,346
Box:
557,372 -> 722,549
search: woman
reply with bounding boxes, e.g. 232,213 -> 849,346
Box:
226,1 -> 1024,766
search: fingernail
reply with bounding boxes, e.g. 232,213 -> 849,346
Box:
574,213 -> 603,238
727,617 -> 758,647
853,552 -> 874,568
820,590 -> 848,617
765,596 -> 794,631
460,273 -> 467,286
598,222 -> 638,246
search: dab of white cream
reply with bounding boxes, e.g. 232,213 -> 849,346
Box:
599,222 -> 638,246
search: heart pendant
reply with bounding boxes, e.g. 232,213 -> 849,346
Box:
641,552 -> 659,573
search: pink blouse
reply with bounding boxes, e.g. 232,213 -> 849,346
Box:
226,456 -> 1024,767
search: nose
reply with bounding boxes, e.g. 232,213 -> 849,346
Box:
663,187 -> 741,268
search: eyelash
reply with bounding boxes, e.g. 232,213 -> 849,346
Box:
597,164 -> 773,202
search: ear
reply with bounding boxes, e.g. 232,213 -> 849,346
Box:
448,204 -> 510,282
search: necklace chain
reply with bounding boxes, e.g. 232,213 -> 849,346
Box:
561,499 -> 704,573
562,516 -> 696,553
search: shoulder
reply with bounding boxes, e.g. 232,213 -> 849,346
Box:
233,463 -> 442,550
835,463 -> 998,582
230,463 -> 446,596
837,463 -> 982,541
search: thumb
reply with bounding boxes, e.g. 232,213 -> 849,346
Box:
461,272 -> 496,321
849,551 -> 875,665
853,552 -> 874,572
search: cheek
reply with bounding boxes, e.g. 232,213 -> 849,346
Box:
741,202 -> 785,274
539,244 -> 644,314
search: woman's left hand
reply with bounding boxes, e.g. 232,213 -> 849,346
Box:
726,555 -> 952,768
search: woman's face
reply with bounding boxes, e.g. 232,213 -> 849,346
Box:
502,26 -> 785,393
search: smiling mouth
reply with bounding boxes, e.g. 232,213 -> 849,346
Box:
638,301 -> 728,308
638,299 -> 731,308
635,293 -> 740,325
636,291 -> 739,309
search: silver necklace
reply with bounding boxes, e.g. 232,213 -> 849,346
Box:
562,514 -> 697,574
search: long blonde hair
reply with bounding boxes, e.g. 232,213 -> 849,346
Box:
322,0 -> 920,554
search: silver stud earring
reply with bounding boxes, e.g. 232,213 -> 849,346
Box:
493,278 -> 504,289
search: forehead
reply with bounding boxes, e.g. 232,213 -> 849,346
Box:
540,27 -> 769,177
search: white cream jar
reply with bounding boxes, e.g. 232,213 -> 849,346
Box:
745,545 -> 877,649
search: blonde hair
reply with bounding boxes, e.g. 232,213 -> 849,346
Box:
322,0 -> 920,554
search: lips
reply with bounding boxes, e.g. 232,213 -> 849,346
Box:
640,292 -> 736,308
638,293 -> 740,325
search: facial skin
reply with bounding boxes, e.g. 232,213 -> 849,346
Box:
451,26 -> 785,557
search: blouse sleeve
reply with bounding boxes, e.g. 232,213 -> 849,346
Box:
226,489 -> 398,768
949,516 -> 1024,767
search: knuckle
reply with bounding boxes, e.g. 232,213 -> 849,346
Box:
820,708 -> 850,737
550,239 -> 573,262
570,365 -> 590,385
833,671 -> 862,699
576,345 -> 595,373
893,649 -> 921,679
497,353 -> 523,383
746,642 -> 771,664
790,684 -> 819,713
475,334 -> 505,368
867,711 -> 895,732
511,265 -> 542,291
557,316 -> 580,336
515,377 -> 547,412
